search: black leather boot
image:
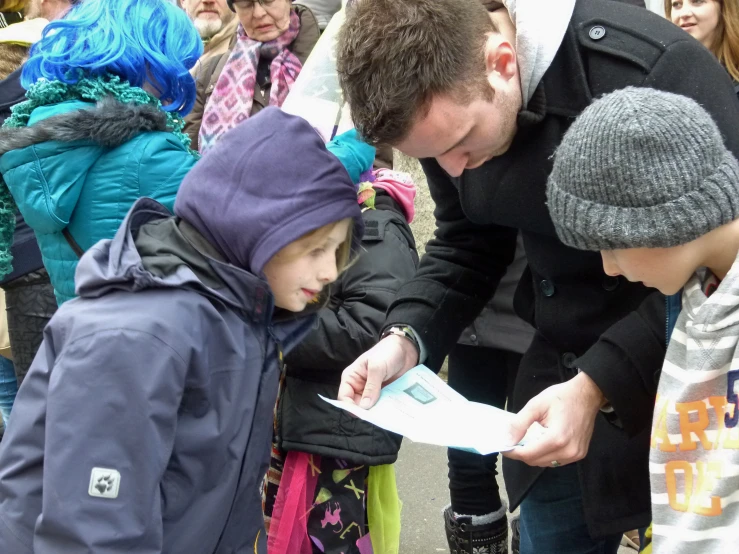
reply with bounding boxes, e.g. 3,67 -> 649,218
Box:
443,505 -> 508,554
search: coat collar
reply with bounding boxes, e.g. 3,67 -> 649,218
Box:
518,23 -> 593,125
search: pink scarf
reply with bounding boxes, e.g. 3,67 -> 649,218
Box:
267,452 -> 319,554
199,10 -> 302,153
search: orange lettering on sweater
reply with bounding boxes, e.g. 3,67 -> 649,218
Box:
692,461 -> 723,517
664,460 -> 724,516
676,401 -> 712,451
666,460 -> 693,512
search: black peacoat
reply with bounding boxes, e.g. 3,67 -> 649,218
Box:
384,0 -> 739,538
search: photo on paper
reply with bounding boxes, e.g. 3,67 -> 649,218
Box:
403,382 -> 437,405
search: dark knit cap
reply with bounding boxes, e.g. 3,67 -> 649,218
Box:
546,87 -> 739,251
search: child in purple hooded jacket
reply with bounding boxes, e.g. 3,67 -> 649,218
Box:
0,107 -> 363,554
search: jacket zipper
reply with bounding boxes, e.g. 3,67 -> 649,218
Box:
267,326 -> 284,373
211,326 -> 283,553
268,325 -> 285,451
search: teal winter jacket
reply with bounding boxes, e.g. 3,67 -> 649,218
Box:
0,98 -> 198,304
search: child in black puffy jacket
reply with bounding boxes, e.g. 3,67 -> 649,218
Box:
264,142 -> 419,554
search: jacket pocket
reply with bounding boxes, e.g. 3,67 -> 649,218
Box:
279,375 -> 402,465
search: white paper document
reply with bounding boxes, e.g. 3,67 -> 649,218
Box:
320,365 -> 520,455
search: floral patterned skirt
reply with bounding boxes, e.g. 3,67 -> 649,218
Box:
264,446 -> 371,554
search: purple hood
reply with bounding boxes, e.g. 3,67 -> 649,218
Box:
175,107 -> 363,274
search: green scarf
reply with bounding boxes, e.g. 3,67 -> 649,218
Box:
0,75 -> 196,279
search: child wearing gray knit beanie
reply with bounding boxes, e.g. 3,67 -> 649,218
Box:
546,86 -> 739,554
547,87 -> 739,255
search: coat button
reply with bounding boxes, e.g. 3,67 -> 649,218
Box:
603,276 -> 620,292
589,25 -> 606,40
540,279 -> 556,297
470,334 -> 478,343
562,352 -> 578,369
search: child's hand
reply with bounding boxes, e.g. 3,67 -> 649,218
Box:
338,335 -> 419,409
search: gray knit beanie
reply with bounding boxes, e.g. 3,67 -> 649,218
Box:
546,87 -> 739,251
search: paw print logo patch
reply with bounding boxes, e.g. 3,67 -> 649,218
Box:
88,467 -> 121,499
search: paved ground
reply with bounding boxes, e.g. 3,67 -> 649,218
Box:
395,440 -> 633,554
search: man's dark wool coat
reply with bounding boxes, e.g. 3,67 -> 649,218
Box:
384,0 -> 739,538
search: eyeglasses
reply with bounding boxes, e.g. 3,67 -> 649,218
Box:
233,0 -> 280,11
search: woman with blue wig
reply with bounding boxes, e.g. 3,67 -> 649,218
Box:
0,0 -> 202,306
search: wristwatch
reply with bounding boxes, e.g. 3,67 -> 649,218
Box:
381,325 -> 420,357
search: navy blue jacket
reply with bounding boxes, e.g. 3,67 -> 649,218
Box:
0,66 -> 44,286
0,200 -> 318,553
0,108 -> 363,553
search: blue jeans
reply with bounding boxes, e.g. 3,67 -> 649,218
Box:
519,464 -> 622,554
0,355 -> 17,431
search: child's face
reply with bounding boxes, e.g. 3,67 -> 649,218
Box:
263,219 -> 352,312
601,244 -> 699,295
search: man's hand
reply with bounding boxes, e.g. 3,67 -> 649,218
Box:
503,372 -> 606,467
338,335 -> 419,409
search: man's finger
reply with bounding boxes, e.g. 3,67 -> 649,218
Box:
337,380 -> 359,404
504,431 -> 566,466
359,364 -> 385,409
338,362 -> 367,404
508,396 -> 547,444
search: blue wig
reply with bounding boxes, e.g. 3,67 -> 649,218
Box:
22,0 -> 203,115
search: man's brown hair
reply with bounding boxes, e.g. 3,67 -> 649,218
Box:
337,0 -> 496,146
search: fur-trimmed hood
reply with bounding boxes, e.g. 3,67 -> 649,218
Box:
0,97 -> 198,304
0,97 -> 172,156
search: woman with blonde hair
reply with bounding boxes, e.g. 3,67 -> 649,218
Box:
666,0 -> 739,95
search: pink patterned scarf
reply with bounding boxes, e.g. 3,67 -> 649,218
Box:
199,10 -> 302,153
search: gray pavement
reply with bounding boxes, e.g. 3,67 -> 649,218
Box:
395,440 -> 633,554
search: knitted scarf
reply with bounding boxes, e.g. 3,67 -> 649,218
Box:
0,75 -> 194,279
199,10 -> 302,153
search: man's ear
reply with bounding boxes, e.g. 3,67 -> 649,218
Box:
484,36 -> 518,86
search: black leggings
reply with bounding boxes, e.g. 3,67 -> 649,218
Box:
2,270 -> 57,386
447,343 -> 521,516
